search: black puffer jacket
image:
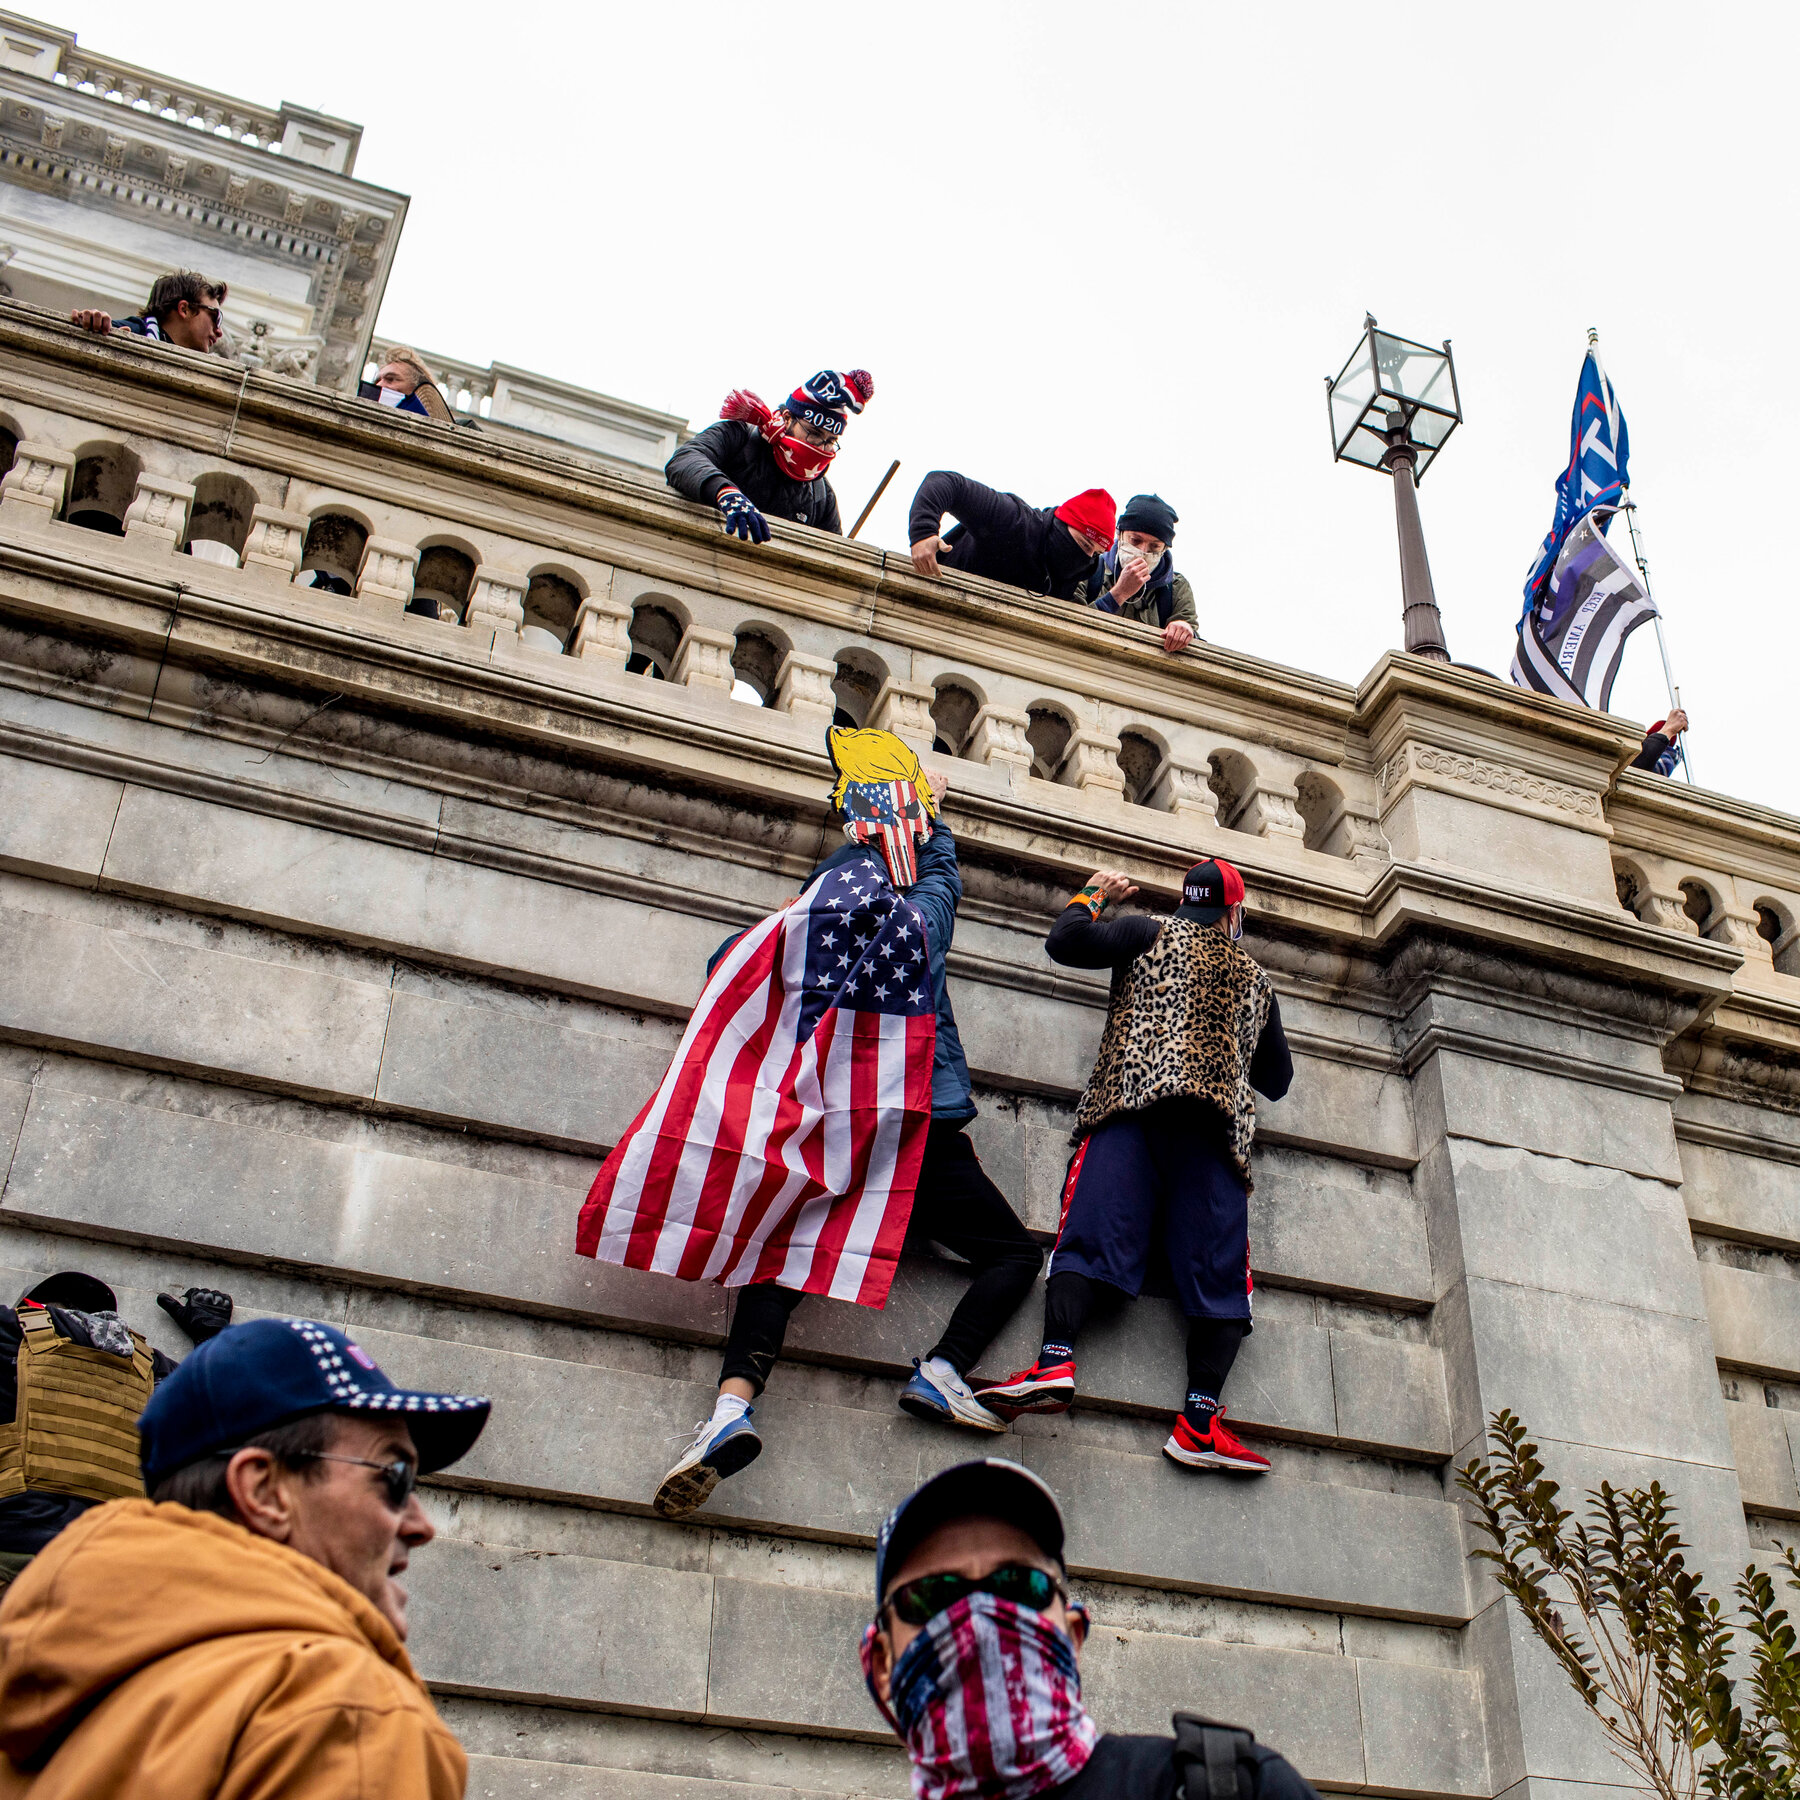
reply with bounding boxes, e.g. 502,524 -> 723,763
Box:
665,421 -> 843,533
908,470 -> 1099,600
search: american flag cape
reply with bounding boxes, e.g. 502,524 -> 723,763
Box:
1510,503 -> 1658,709
575,858 -> 937,1308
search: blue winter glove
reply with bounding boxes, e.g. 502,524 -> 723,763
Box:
717,487 -> 770,544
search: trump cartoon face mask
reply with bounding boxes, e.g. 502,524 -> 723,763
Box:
827,726 -> 937,889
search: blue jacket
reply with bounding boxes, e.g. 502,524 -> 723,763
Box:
708,826 -> 976,1124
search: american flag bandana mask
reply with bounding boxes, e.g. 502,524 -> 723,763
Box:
842,778 -> 933,889
860,1592 -> 1099,1800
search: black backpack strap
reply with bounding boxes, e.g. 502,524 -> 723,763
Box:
1172,1712 -> 1257,1799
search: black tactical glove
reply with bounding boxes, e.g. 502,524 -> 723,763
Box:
158,1286 -> 233,1344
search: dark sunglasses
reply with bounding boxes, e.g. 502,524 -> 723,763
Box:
292,1451 -> 418,1510
885,1561 -> 1066,1627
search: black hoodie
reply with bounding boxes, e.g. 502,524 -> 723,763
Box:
908,470 -> 1099,599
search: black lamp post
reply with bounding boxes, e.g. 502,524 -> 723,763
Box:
1326,315 -> 1461,662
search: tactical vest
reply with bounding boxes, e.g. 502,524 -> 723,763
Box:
1072,918 -> 1274,1188
0,1308 -> 153,1503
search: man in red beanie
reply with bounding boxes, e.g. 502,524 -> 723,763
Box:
976,858 -> 1292,1477
908,471 -> 1115,600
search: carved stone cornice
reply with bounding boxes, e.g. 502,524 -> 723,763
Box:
1376,740 -> 1606,826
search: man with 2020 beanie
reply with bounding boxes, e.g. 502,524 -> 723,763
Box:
908,471 -> 1115,600
977,858 -> 1292,1474
861,1459 -> 1320,1796
0,1317 -> 490,1798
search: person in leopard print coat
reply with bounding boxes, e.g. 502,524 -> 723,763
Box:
975,857 -> 1292,1474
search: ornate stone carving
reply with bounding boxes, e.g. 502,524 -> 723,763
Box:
774,650 -> 837,736
355,538 -> 420,610
1637,893 -> 1699,936
163,152 -> 187,186
570,595 -> 633,667
40,115 -> 63,150
671,624 -> 736,694
240,505 -> 308,587
0,441 -> 74,527
962,704 -> 1033,776
224,170 -> 248,208
1380,742 -> 1601,818
283,189 -> 306,227
121,472 -> 195,554
1337,813 -> 1389,865
335,210 -> 362,240
466,565 -> 527,640
1055,728 -> 1126,797
102,133 -> 127,170
1238,788 -> 1305,842
1146,757 -> 1219,822
867,677 -> 936,754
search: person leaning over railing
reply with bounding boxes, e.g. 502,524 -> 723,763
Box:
862,1460 -> 1321,1798
907,471 -> 1115,600
1072,492 -> 1199,654
665,367 -> 873,544
0,1318 -> 490,1798
69,270 -> 227,357
359,348 -> 457,425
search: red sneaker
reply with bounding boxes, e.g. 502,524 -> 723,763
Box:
1163,1406 -> 1270,1473
974,1357 -> 1076,1419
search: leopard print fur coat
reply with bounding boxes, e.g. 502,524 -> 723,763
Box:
1071,918 -> 1274,1188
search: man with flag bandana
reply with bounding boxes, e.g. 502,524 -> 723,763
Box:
975,858 -> 1292,1475
665,368 -> 873,541
862,1460 -> 1320,1798
616,729 -> 1042,1519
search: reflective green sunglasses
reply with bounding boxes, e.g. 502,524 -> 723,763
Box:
885,1561 -> 1067,1627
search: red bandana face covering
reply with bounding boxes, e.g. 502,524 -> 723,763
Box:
861,1592 -> 1099,1800
769,430 -> 835,482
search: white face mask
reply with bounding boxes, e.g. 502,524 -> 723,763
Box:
377,386 -> 406,408
1229,905 -> 1244,942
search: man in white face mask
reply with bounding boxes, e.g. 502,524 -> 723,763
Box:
1076,492 -> 1198,654
862,1459 -> 1321,1798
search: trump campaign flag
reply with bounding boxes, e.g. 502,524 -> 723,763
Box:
576,858 -> 937,1309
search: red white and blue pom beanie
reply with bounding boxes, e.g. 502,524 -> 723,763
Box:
785,369 -> 874,439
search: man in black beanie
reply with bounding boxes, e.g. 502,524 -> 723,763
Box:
1075,492 -> 1198,653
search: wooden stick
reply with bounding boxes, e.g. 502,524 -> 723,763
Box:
848,460 -> 900,540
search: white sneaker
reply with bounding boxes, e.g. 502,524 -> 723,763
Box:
653,1408 -> 763,1518
898,1358 -> 1008,1432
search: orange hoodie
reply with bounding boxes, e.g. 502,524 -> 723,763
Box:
0,1499 -> 466,1799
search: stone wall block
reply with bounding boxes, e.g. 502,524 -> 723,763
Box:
120,471 -> 195,555
773,650 -> 838,737
1055,727 -> 1126,796
1145,755 -> 1219,821
356,536 -> 420,609
240,505 -> 308,587
671,624 -> 737,694
866,677 -> 937,754
962,704 -> 1034,776
467,564 -> 527,640
1724,1398 -> 1800,1516
570,594 -> 633,666
0,440 -> 73,527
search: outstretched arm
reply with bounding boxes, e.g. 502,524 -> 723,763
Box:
1044,870 -> 1162,969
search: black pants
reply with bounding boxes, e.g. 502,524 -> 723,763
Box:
1042,1270 -> 1246,1404
719,1120 -> 1043,1393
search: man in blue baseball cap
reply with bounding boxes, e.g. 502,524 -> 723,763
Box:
0,1317 -> 489,1797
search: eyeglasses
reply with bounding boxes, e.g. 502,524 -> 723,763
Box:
885,1561 -> 1067,1627
291,1451 -> 418,1510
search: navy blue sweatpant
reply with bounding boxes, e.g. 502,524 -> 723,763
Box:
1049,1097 -> 1252,1323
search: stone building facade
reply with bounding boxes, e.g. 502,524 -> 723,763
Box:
0,308 -> 1796,1798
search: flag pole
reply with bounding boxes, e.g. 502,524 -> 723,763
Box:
1590,327 -> 1694,786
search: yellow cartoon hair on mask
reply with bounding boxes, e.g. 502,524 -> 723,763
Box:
825,726 -> 939,817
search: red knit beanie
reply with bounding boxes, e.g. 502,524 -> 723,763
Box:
1054,488 -> 1117,543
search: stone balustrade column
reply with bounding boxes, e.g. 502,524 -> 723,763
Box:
962,704 -> 1034,779
774,651 -> 838,737
0,442 -> 74,529
1706,903 -> 1772,966
466,566 -> 527,641
121,472 -> 196,556
1233,777 -> 1306,843
866,677 -> 937,754
671,625 -> 736,694
570,595 -> 633,667
1146,756 -> 1219,823
1055,727 -> 1126,797
356,539 -> 421,611
241,506 -> 308,587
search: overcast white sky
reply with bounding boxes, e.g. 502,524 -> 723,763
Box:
68,2 -> 1797,811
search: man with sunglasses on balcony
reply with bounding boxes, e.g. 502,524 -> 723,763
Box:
70,270 -> 228,356
0,1317 -> 489,1798
666,368 -> 873,542
862,1460 -> 1319,1797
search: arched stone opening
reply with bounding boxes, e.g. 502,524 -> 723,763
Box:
732,627 -> 790,707
930,679 -> 983,757
411,543 -> 475,622
1117,728 -> 1166,807
186,472 -> 258,564
831,649 -> 889,728
523,571 -> 583,651
298,511 -> 370,595
1613,860 -> 1647,918
1679,879 -> 1718,933
1025,705 -> 1074,780
64,441 -> 142,534
628,602 -> 685,679
1208,749 -> 1257,830
0,417 -> 20,482
1296,770 -> 1345,854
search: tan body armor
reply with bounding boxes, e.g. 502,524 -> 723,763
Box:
0,1308 -> 152,1503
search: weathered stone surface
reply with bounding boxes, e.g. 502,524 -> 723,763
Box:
1724,1398 -> 1800,1516
1701,1260 -> 1800,1381
0,752 -> 122,885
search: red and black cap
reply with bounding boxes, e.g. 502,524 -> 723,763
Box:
1176,856 -> 1245,925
